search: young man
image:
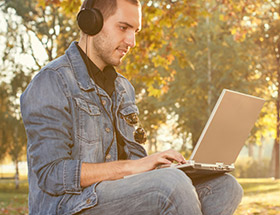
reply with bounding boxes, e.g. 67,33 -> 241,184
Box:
20,0 -> 243,214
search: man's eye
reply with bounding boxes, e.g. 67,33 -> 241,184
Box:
120,26 -> 127,31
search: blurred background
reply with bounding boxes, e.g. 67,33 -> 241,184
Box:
0,0 -> 279,214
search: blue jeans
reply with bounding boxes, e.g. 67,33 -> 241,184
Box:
76,168 -> 243,215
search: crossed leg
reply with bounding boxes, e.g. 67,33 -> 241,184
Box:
76,168 -> 243,215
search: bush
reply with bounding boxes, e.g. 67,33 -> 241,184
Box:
232,157 -> 272,178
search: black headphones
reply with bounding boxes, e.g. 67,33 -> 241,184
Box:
77,0 -> 104,36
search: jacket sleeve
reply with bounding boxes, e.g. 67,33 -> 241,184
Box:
21,68 -> 82,196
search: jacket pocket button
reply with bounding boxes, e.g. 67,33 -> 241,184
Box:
86,199 -> 91,204
105,127 -> 111,133
106,154 -> 111,160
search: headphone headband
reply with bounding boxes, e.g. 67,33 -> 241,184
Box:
84,0 -> 94,10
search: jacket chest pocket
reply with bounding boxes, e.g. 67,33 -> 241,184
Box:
74,97 -> 101,144
118,104 -> 139,141
74,97 -> 104,162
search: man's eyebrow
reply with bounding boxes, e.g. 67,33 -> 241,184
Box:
119,21 -> 141,32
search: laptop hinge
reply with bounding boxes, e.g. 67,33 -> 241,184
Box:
215,163 -> 235,170
186,160 -> 195,165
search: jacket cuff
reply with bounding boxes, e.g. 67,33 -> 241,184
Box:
63,159 -> 83,194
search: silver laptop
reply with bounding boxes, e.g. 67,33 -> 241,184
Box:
172,89 -> 265,179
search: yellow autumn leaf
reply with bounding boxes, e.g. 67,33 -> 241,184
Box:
231,28 -> 237,35
147,85 -> 161,98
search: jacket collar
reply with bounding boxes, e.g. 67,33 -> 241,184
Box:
65,41 -> 95,91
65,41 -> 126,95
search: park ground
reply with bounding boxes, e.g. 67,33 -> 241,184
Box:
0,177 -> 279,215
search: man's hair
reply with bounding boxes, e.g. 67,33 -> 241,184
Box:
80,0 -> 140,20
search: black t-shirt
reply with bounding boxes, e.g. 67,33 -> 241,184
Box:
76,43 -> 127,160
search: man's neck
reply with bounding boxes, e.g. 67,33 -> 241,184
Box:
78,39 -> 106,71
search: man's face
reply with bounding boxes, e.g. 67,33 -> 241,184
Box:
91,0 -> 141,69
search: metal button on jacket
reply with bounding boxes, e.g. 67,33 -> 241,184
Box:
106,154 -> 111,160
105,127 -> 111,133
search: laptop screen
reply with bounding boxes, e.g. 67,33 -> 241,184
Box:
190,89 -> 265,165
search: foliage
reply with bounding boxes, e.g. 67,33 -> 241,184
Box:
232,157 -> 272,178
0,0 -> 82,185
0,3 -> 33,186
33,0 -> 204,144
119,0 -> 203,141
160,0 -> 265,147
3,0 -> 79,62
0,0 -> 279,177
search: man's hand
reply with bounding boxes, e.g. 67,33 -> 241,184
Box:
131,149 -> 186,173
80,149 -> 186,187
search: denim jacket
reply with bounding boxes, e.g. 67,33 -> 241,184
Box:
20,41 -> 147,215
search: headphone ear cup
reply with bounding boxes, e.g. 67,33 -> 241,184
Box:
77,8 -> 103,36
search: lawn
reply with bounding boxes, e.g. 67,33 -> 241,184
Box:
234,178 -> 280,215
0,178 -> 279,215
0,179 -> 28,215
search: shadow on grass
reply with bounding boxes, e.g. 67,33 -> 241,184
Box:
235,202 -> 280,215
239,179 -> 280,195
0,179 -> 28,194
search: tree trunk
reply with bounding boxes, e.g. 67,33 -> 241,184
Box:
275,43 -> 280,179
270,147 -> 275,177
271,140 -> 279,178
206,15 -> 212,115
258,143 -> 263,161
148,133 -> 157,153
275,143 -> 280,179
15,160 -> 19,189
248,142 -> 254,158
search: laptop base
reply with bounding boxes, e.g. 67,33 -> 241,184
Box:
172,161 -> 234,180
176,165 -> 231,180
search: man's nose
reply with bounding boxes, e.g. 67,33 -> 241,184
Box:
125,32 -> 136,48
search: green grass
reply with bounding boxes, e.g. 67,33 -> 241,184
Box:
234,178 -> 280,215
0,179 -> 28,215
0,178 -> 279,215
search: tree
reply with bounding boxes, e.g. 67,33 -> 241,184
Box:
3,0 -> 278,175
0,0 -> 80,185
213,0 -> 280,178
0,3 -> 32,186
162,0 -> 264,149
252,19 -> 280,178
4,0 -> 79,62
33,0 -> 275,157
120,0 -> 202,150
0,83 -> 11,162
34,0 -> 202,151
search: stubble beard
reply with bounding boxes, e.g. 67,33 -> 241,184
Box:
92,34 -> 123,67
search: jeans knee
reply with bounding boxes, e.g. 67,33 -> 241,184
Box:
151,168 -> 202,214
154,168 -> 193,190
195,174 -> 243,215
227,174 -> 243,195
149,168 -> 197,199
223,174 -> 243,204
